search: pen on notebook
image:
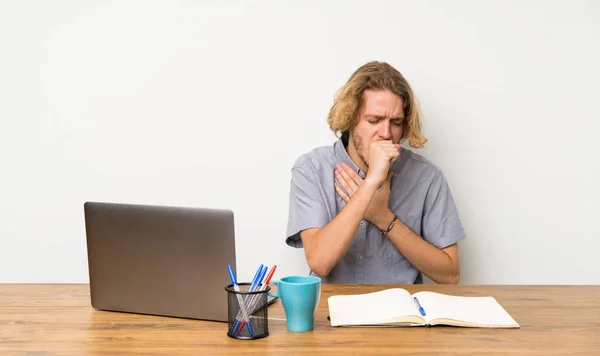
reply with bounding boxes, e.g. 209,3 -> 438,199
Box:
228,265 -> 254,337
414,296 -> 426,316
236,265 -> 268,334
233,264 -> 264,335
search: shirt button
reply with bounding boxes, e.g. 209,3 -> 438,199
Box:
360,221 -> 365,226
358,170 -> 366,179
357,254 -> 362,260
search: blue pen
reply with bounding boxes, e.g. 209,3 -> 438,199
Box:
414,297 -> 426,316
231,264 -> 263,332
233,265 -> 268,333
233,265 -> 269,334
242,265 -> 275,316
249,264 -> 264,287
238,265 -> 267,319
232,264 -> 264,335
250,265 -> 268,292
228,265 -> 254,337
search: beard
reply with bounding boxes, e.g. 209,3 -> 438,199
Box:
351,131 -> 369,168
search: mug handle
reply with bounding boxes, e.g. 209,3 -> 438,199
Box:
267,280 -> 280,298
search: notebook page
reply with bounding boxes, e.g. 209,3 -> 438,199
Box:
328,288 -> 420,326
412,291 -> 519,327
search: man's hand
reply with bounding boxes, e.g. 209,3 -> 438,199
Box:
334,164 -> 394,229
366,171 -> 394,229
365,140 -> 400,186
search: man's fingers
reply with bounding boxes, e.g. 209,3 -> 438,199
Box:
375,142 -> 401,159
387,151 -> 400,161
334,183 -> 350,202
340,164 -> 363,185
386,149 -> 400,163
384,145 -> 400,153
376,141 -> 400,149
335,169 -> 356,196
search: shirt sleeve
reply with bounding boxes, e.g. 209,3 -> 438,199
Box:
421,172 -> 467,248
285,165 -> 330,248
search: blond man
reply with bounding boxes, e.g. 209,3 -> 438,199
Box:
285,61 -> 466,284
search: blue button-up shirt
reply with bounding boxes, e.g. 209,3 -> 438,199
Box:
286,139 -> 466,284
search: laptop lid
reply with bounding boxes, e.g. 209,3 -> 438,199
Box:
84,201 -> 236,322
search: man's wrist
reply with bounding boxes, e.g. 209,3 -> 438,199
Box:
362,176 -> 381,190
374,210 -> 395,231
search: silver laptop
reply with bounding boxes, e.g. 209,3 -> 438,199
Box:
84,201 -> 240,322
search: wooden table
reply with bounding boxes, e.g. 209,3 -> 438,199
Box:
1,284 -> 599,355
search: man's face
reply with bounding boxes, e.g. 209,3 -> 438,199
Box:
350,89 -> 405,167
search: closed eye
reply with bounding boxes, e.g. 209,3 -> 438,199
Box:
366,116 -> 404,125
367,115 -> 384,124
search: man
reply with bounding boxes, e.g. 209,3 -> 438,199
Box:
285,61 -> 466,284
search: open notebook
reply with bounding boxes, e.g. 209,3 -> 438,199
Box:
328,288 -> 520,328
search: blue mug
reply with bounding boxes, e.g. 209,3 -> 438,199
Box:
268,276 -> 321,332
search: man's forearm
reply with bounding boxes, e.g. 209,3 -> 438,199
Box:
304,180 -> 379,276
374,211 -> 460,284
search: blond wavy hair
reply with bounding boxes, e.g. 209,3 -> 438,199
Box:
327,61 -> 427,148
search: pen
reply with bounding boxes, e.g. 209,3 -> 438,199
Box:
236,265 -> 268,333
235,265 -> 276,333
262,265 -> 277,287
249,265 -> 267,292
248,265 -> 277,314
414,296 -> 426,316
232,264 -> 264,335
247,265 -> 277,313
228,265 -> 255,337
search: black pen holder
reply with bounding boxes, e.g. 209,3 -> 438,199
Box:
225,283 -> 270,340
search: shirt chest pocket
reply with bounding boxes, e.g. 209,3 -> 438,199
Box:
377,214 -> 420,259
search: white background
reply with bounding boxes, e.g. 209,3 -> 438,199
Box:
1,0 -> 598,284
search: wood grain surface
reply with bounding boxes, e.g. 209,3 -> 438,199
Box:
1,284 -> 599,355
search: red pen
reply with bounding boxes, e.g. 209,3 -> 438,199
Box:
262,265 -> 277,285
236,265 -> 277,333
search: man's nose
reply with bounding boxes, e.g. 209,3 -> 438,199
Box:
379,121 -> 392,139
